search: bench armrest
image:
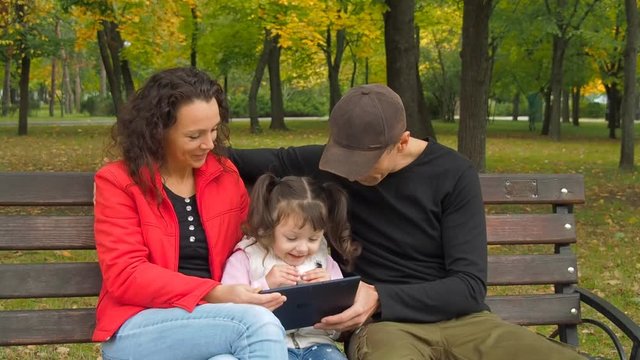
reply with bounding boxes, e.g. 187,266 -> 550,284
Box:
576,287 -> 640,359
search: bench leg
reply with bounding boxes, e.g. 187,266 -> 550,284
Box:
558,324 -> 579,347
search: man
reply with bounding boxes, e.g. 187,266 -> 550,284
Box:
230,84 -> 584,359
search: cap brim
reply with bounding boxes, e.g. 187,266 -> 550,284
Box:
319,139 -> 385,180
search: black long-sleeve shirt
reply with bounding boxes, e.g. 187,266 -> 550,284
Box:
230,140 -> 489,323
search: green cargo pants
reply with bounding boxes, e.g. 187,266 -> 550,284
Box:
347,311 -> 585,360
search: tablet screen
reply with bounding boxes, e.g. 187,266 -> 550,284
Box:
260,276 -> 360,330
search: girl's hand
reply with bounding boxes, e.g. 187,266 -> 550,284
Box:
204,284 -> 286,311
300,268 -> 331,283
266,264 -> 300,288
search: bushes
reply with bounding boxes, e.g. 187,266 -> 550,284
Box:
580,101 -> 605,118
227,86 -> 329,118
81,95 -> 115,116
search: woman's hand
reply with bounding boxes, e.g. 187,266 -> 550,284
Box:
204,284 -> 286,311
265,264 -> 299,288
300,268 -> 330,283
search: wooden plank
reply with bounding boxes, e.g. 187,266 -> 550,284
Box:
0,172 -> 94,206
0,263 -> 101,299
486,294 -> 581,326
0,172 -> 585,206
486,214 -> 576,245
0,216 -> 95,250
487,254 -> 577,285
0,309 -> 96,345
480,174 -> 585,205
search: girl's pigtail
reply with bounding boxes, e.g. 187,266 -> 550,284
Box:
322,183 -> 361,271
244,173 -> 279,241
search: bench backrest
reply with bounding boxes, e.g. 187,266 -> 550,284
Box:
0,172 -> 585,346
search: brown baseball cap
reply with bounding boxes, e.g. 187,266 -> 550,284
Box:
319,84 -> 406,180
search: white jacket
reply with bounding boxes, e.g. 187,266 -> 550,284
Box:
232,236 -> 341,349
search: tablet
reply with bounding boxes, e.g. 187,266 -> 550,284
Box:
260,276 -> 361,330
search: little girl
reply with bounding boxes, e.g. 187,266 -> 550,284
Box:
222,174 -> 360,360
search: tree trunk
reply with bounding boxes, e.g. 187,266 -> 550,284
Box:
384,0 -> 430,139
541,87 -> 551,135
512,92 -> 520,121
571,86 -> 581,126
74,62 -> 82,112
561,88 -> 570,123
56,20 -> 73,115
16,2 -> 29,135
49,56 -> 56,117
190,6 -> 198,68
549,35 -> 568,141
2,48 -> 10,116
99,60 -> 107,97
18,54 -> 30,136
268,34 -> 286,130
326,27 -> 346,113
458,0 -> 492,172
350,48 -> 357,88
414,23 -> 433,135
121,59 -> 135,100
620,0 -> 637,170
365,57 -> 369,84
605,84 -> 621,139
97,24 -> 123,113
62,58 -> 73,115
417,71 -> 435,138
248,30 -> 272,134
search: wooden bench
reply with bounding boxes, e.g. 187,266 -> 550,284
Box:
1,172 -> 639,359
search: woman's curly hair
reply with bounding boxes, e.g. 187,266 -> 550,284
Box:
108,67 -> 230,202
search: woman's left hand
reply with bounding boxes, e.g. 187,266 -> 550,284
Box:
205,284 -> 286,311
299,268 -> 330,283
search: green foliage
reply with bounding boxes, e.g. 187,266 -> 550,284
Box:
228,85 -> 329,118
80,94 -> 115,116
580,101 -> 606,118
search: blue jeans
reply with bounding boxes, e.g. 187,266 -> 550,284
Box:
101,303 -> 287,360
287,344 -> 346,360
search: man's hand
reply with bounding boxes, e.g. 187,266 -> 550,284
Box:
314,281 -> 379,332
204,284 -> 286,311
300,268 -> 330,283
265,264 -> 300,288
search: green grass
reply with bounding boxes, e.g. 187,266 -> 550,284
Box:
1,118 -> 639,359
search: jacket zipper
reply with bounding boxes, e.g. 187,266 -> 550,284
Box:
290,332 -> 301,349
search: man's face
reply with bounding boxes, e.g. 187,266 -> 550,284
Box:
353,149 -> 395,186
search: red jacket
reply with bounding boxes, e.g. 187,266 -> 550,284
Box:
92,154 -> 249,341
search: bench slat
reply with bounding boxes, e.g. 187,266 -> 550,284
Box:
0,309 -> 95,345
487,254 -> 577,285
0,172 -> 95,206
0,216 -> 95,250
0,263 -> 101,298
480,174 -> 585,204
486,294 -> 581,326
486,214 -> 576,245
0,173 -> 585,206
0,255 -> 576,299
0,213 -> 576,250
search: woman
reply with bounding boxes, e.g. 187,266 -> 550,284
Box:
93,67 -> 287,360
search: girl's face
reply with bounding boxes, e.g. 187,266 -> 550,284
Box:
163,99 -> 220,173
272,215 -> 324,266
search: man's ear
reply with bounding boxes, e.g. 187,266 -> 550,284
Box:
397,131 -> 411,151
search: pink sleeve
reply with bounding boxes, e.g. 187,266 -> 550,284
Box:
326,256 -> 344,280
221,251 -> 251,285
221,250 -> 270,289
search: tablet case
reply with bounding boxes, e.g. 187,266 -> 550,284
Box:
260,276 -> 360,330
